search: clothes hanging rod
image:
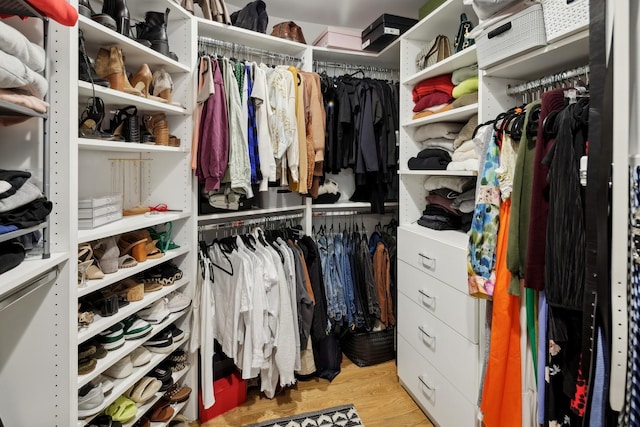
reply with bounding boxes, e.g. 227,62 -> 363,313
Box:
312,208 -> 397,217
198,212 -> 304,232
197,36 -> 303,63
506,65 -> 589,96
312,60 -> 399,74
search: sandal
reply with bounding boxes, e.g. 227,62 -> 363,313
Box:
78,357 -> 97,375
127,376 -> 163,403
129,229 -> 164,259
79,97 -> 119,140
161,383 -> 192,403
78,244 -> 105,281
149,401 -> 174,423
118,254 -> 138,269
108,105 -> 140,143
104,395 -> 138,423
110,278 -> 144,302
78,303 -> 95,328
118,233 -> 149,263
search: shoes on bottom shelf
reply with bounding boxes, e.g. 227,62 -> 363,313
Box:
78,383 -> 107,418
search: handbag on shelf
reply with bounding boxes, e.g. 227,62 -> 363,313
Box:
454,13 -> 475,53
271,21 -> 307,44
415,35 -> 451,70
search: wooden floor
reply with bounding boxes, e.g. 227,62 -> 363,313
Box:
202,357 -> 434,427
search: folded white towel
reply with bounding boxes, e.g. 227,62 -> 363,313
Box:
0,21 -> 45,72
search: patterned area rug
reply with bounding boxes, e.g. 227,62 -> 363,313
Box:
244,404 -> 364,427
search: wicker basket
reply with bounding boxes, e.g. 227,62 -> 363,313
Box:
541,0 -> 589,43
340,327 -> 395,367
476,3 -> 547,69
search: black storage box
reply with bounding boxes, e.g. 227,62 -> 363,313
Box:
361,14 -> 418,52
340,326 -> 395,367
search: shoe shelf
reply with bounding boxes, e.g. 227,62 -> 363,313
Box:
127,0 -> 194,23
78,246 -> 189,298
78,211 -> 191,244
196,17 -> 308,57
78,16 -> 191,75
0,99 -> 47,119
398,169 -> 478,176
197,204 -> 307,223
401,103 -> 478,128
78,309 -> 189,388
78,278 -> 190,345
482,29 -> 589,80
78,138 -> 188,154
122,365 -> 192,427
0,252 -> 67,301
78,81 -> 189,116
403,46 -> 477,87
149,399 -> 189,427
79,339 -> 191,424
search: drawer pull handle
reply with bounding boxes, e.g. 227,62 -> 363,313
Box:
418,375 -> 436,391
418,325 -> 436,341
418,289 -> 436,304
418,252 -> 436,269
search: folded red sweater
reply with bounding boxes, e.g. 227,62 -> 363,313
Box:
412,74 -> 454,103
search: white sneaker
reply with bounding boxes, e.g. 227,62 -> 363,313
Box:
138,297 -> 170,324
167,291 -> 191,313
78,383 -> 105,418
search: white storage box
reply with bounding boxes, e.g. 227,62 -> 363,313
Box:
541,0 -> 589,43
78,211 -> 122,229
78,193 -> 121,209
476,4 -> 547,69
313,26 -> 362,51
78,200 -> 122,219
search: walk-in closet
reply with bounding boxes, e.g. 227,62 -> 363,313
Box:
0,0 -> 634,426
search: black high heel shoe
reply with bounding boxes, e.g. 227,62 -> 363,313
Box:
79,97 -> 120,140
108,105 -> 140,143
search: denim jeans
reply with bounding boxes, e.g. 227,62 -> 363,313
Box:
317,235 -> 340,323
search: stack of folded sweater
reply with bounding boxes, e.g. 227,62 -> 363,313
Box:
417,175 -> 476,232
0,21 -> 49,125
412,64 -> 479,120
0,169 -> 53,274
408,121 -> 464,170
447,115 -> 480,171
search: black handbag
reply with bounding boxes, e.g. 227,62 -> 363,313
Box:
454,13 -> 475,53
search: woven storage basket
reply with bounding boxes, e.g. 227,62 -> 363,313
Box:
340,327 -> 395,367
541,0 -> 589,43
476,3 -> 547,69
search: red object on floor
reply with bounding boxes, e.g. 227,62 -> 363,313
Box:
198,371 -> 247,423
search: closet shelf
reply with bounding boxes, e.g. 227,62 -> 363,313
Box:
399,222 -> 469,250
197,205 -> 306,223
78,211 -> 191,244
79,138 -> 188,153
403,46 -> 477,87
197,18 -> 308,57
482,29 -> 589,79
78,246 -> 190,298
312,39 -> 400,69
78,81 -> 189,116
127,0 -> 193,22
403,0 -> 475,41
398,169 -> 478,176
0,252 -> 67,301
122,365 -> 192,427
78,278 -> 190,345
79,339 -> 190,425
78,16 -> 191,74
402,103 -> 478,128
0,99 -> 47,118
0,223 -> 48,245
311,202 -> 399,210
77,310 -> 190,389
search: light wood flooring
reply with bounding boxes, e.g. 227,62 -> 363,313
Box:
202,356 -> 435,427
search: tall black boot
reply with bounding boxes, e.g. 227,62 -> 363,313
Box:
103,0 -> 130,37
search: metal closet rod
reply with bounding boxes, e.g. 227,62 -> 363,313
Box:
312,60 -> 399,74
506,64 -> 590,96
312,209 -> 396,217
197,36 -> 303,64
198,212 -> 304,232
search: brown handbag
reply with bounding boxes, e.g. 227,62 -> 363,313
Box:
271,21 -> 306,44
415,34 -> 451,70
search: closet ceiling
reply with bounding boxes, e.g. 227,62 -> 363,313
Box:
226,0 -> 425,29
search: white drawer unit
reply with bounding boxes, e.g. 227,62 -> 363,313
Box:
397,226 -> 468,293
398,259 -> 478,343
397,292 -> 479,402
398,335 -> 478,427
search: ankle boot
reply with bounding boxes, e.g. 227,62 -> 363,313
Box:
136,8 -> 177,60
94,46 -> 142,96
103,0 -> 130,37
79,33 -> 110,87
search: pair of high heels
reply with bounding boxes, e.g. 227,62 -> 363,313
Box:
118,229 -> 164,263
79,97 -> 122,141
129,65 -> 174,104
108,105 -> 140,143
78,244 -> 105,286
